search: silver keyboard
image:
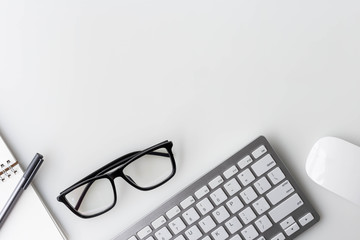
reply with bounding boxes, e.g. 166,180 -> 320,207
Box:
114,136 -> 319,240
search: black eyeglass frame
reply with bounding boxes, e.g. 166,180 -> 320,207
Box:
57,140 -> 176,218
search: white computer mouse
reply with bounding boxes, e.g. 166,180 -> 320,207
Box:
306,136 -> 360,206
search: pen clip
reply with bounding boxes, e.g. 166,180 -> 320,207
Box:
23,153 -> 44,189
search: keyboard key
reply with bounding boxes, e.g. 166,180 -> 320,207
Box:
253,177 -> 271,194
182,207 -> 200,225
268,167 -> 285,185
268,194 -> 304,223
240,186 -> 258,204
241,224 -> 259,240
202,237 -> 211,240
152,216 -> 166,229
128,236 -> 137,240
239,207 -> 256,225
224,178 -> 241,196
253,197 -> 270,215
226,196 -> 244,214
169,217 -> 186,235
280,216 -> 295,230
199,215 -> 216,233
212,206 -> 230,223
238,169 -> 255,186
257,237 -> 266,240
137,226 -> 152,239
155,227 -> 172,240
185,225 -> 202,240
252,145 -> 267,159
285,223 -> 300,236
145,237 -> 154,240
238,155 -> 253,169
266,180 -> 294,205
223,165 -> 239,179
174,236 -> 185,240
271,233 -> 285,240
195,186 -> 210,199
229,234 -> 242,240
225,216 -> 243,234
180,196 -> 195,209
209,175 -> 224,189
210,188 -> 228,205
196,197 -> 214,215
254,215 -> 272,233
211,226 -> 229,240
166,206 -> 181,219
299,212 -> 314,226
251,154 -> 276,177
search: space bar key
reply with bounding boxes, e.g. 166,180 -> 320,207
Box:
268,194 -> 304,223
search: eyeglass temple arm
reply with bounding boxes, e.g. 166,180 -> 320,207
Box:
71,151 -> 170,210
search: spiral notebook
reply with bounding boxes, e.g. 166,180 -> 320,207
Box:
0,135 -> 66,239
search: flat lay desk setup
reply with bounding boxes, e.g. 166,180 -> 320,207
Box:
1,1 -> 360,239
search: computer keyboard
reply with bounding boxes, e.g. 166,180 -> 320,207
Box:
114,136 -> 319,240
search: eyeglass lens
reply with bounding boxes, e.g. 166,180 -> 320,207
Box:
65,177 -> 115,216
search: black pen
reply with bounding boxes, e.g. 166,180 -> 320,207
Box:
0,153 -> 44,229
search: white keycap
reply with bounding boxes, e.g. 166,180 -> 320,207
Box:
195,186 -> 210,199
238,155 -> 253,169
128,236 -> 137,240
225,216 -> 243,234
255,215 -> 272,233
199,215 -> 216,233
152,216 -> 166,229
238,168 -> 255,186
266,180 -> 294,205
299,212 -> 314,226
196,197 -> 214,215
182,207 -> 200,225
268,194 -> 304,223
254,177 -> 271,194
155,227 -> 172,240
240,186 -> 258,204
180,196 -> 195,209
146,237 -> 155,240
267,167 -> 285,185
212,206 -> 230,223
224,178 -> 242,196
174,236 -> 185,240
241,225 -> 259,240
209,175 -> 224,189
210,188 -> 228,205
137,225 -> 152,239
253,197 -> 270,215
285,223 -> 300,236
226,196 -> 244,214
166,206 -> 181,219
252,145 -> 267,159
229,234 -> 242,240
223,165 -> 239,179
239,207 -> 256,224
251,154 -> 276,177
201,237 -> 211,240
169,217 -> 186,235
211,226 -> 229,240
280,216 -> 295,230
185,225 -> 202,240
271,232 -> 285,240
257,237 -> 266,240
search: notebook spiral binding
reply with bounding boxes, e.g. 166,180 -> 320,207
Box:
0,160 -> 18,182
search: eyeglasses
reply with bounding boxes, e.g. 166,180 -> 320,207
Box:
57,140 -> 176,218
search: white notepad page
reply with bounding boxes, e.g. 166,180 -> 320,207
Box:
0,135 -> 66,239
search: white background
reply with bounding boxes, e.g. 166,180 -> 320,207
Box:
1,0 -> 360,239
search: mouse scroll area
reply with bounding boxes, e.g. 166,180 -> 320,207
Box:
306,137 -> 360,206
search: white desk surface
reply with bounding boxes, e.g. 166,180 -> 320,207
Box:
1,1 -> 360,239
